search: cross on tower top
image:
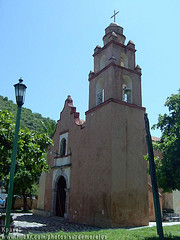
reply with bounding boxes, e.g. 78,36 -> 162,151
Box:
111,10 -> 119,22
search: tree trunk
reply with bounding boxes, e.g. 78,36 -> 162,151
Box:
23,193 -> 28,211
30,197 -> 33,210
12,196 -> 16,210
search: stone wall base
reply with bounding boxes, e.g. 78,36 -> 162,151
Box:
33,209 -> 52,217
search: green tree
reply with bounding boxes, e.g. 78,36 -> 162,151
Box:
0,110 -> 53,210
153,90 -> 180,192
14,129 -> 52,210
0,110 -> 14,178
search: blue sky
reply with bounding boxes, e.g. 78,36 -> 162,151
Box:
0,0 -> 179,137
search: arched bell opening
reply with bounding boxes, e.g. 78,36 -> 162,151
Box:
122,75 -> 132,104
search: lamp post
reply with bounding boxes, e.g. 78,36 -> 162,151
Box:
4,78 -> 27,239
144,113 -> 164,240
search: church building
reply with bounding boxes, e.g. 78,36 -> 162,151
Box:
35,20 -> 149,227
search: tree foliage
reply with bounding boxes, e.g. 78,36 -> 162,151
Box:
0,95 -> 56,137
0,110 -> 53,210
152,90 -> 180,192
0,110 -> 14,178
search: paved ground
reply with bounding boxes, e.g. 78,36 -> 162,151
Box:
0,212 -> 180,237
0,213 -> 102,236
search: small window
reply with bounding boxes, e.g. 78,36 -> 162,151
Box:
96,89 -> 104,105
96,78 -> 104,106
120,53 -> 128,68
120,56 -> 125,67
100,55 -> 105,70
60,138 -> 66,156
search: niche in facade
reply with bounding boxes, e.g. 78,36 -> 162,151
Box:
99,55 -> 106,71
96,78 -> 104,105
120,52 -> 128,68
122,75 -> 132,104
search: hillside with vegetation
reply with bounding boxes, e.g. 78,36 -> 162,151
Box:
0,95 -> 56,136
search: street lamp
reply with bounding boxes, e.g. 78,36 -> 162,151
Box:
4,78 -> 27,239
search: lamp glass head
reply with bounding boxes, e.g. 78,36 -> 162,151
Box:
14,78 -> 27,107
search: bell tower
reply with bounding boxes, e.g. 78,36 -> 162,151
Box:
85,21 -> 149,227
88,22 -> 142,110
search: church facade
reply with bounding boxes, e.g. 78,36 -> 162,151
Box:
36,22 -> 149,227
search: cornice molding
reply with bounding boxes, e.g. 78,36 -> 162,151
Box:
93,40 -> 136,57
86,98 -> 145,115
88,63 -> 141,82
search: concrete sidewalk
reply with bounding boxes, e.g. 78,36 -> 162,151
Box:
129,221 -> 180,230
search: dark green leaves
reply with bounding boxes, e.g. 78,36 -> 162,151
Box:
153,90 -> 180,192
0,110 -> 53,202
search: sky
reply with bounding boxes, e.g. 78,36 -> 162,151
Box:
0,0 -> 179,137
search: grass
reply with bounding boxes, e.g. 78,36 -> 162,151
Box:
3,225 -> 180,240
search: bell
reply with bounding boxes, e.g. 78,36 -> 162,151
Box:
124,86 -> 131,94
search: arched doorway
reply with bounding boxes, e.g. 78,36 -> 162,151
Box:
56,176 -> 66,217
